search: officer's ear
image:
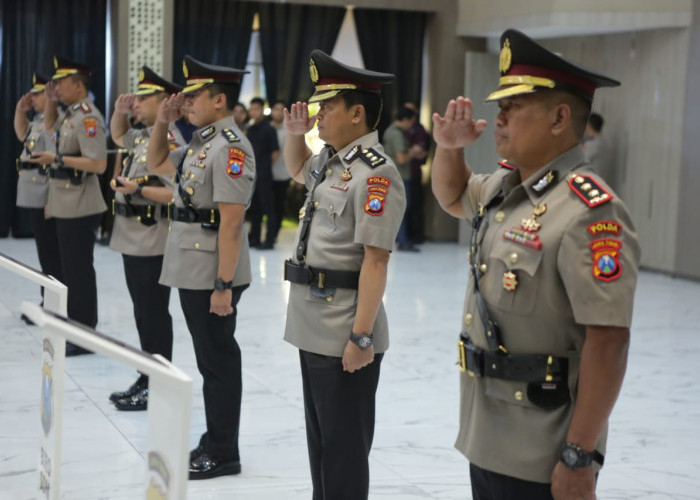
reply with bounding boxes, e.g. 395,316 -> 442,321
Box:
212,92 -> 227,111
550,103 -> 571,137
351,104 -> 365,125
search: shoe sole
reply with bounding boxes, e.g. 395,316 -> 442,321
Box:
189,463 -> 241,480
113,403 -> 148,411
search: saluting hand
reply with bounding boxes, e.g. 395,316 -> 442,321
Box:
210,290 -> 234,317
115,94 -> 136,114
432,96 -> 487,149
157,93 -> 185,124
16,93 -> 33,113
45,82 -> 59,102
342,341 -> 374,373
551,461 -> 596,500
283,102 -> 317,136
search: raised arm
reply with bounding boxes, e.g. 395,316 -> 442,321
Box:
147,93 -> 184,176
110,94 -> 135,147
13,93 -> 33,141
431,97 -> 488,218
283,102 -> 316,184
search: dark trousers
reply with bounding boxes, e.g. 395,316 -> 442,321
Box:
300,350 -> 384,500
178,285 -> 247,461
27,208 -> 63,299
396,179 -> 413,246
470,463 -> 554,500
408,175 -> 424,243
248,179 -> 276,246
55,214 -> 101,327
267,180 -> 289,244
122,254 -> 172,365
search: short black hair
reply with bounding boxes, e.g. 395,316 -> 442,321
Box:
207,83 -> 238,111
396,106 -> 416,122
588,112 -> 604,132
69,73 -> 91,91
250,97 -> 265,107
234,102 -> 247,111
339,91 -> 382,130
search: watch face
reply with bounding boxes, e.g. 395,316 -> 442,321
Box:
358,336 -> 372,349
562,448 -> 579,466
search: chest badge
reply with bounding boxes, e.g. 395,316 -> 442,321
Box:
503,271 -> 518,291
520,216 -> 541,232
340,169 -> 352,181
198,151 -> 207,160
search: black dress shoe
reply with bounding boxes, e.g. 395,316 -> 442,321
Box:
65,342 -> 92,357
113,388 -> 148,411
189,452 -> 241,480
109,376 -> 148,402
190,445 -> 205,461
258,241 -> 274,250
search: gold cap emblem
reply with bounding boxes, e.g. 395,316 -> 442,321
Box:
33,73 -> 37,85
53,56 -> 59,69
182,60 -> 189,79
309,58 -> 319,84
499,38 -> 512,74
138,68 -> 145,83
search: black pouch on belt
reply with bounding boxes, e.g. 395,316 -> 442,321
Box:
526,358 -> 570,410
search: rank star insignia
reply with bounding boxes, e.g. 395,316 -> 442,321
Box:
521,216 -> 541,232
503,271 -> 518,291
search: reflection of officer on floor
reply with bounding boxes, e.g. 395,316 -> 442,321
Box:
431,30 -> 641,499
107,66 -> 183,411
146,55 -> 255,480
29,56 -> 107,357
14,73 -> 63,314
283,50 -> 405,500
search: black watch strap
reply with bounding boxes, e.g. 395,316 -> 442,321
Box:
349,332 -> 373,350
214,278 -> 233,290
561,442 -> 604,469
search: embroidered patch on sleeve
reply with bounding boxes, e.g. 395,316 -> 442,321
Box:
367,176 -> 390,187
83,117 -> 97,138
364,193 -> 385,216
226,148 -> 245,178
587,220 -> 621,236
590,237 -> 622,282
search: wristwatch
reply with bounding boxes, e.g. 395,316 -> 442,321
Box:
214,278 -> 233,291
135,184 -> 144,197
349,332 -> 373,350
55,153 -> 63,167
560,442 -> 604,469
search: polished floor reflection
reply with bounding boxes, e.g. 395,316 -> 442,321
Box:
1,230 -> 698,499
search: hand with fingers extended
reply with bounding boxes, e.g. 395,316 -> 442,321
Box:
432,96 -> 488,149
157,93 -> 185,124
115,94 -> 136,115
16,92 -> 33,113
284,102 -> 317,136
45,82 -> 59,102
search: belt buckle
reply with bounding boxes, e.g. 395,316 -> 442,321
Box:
458,340 -> 468,373
317,272 -> 326,289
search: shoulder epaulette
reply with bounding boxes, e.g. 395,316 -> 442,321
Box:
567,173 -> 613,208
498,160 -> 516,170
358,147 -> 386,169
221,128 -> 240,143
79,102 -> 92,114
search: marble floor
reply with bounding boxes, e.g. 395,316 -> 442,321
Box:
0,228 -> 699,500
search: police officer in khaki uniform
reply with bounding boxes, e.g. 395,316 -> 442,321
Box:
431,29 -> 641,499
146,55 -> 255,480
14,73 -> 63,310
29,56 -> 107,356
283,50 -> 405,500
107,66 -> 183,410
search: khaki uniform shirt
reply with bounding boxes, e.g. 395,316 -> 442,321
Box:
284,131 -> 406,357
109,126 -> 181,256
46,98 -> 107,218
159,117 -> 255,290
455,146 -> 641,483
17,112 -> 56,208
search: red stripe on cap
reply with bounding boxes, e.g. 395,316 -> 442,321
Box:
317,77 -> 381,91
507,64 -> 596,96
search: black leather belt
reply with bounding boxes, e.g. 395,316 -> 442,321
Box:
17,161 -> 50,175
168,205 -> 220,230
458,335 -> 567,383
49,167 -> 93,185
284,259 -> 360,290
113,201 -> 167,225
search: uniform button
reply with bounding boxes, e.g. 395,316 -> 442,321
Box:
495,211 -> 505,222
514,390 -> 524,401
194,243 -> 200,249
314,201 -> 319,208
479,263 -> 488,274
326,169 -> 332,176
329,204 -> 334,211
65,183 -> 70,188
464,313 -> 473,325
326,296 -> 333,303
509,253 -> 518,264
32,177 -> 37,182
